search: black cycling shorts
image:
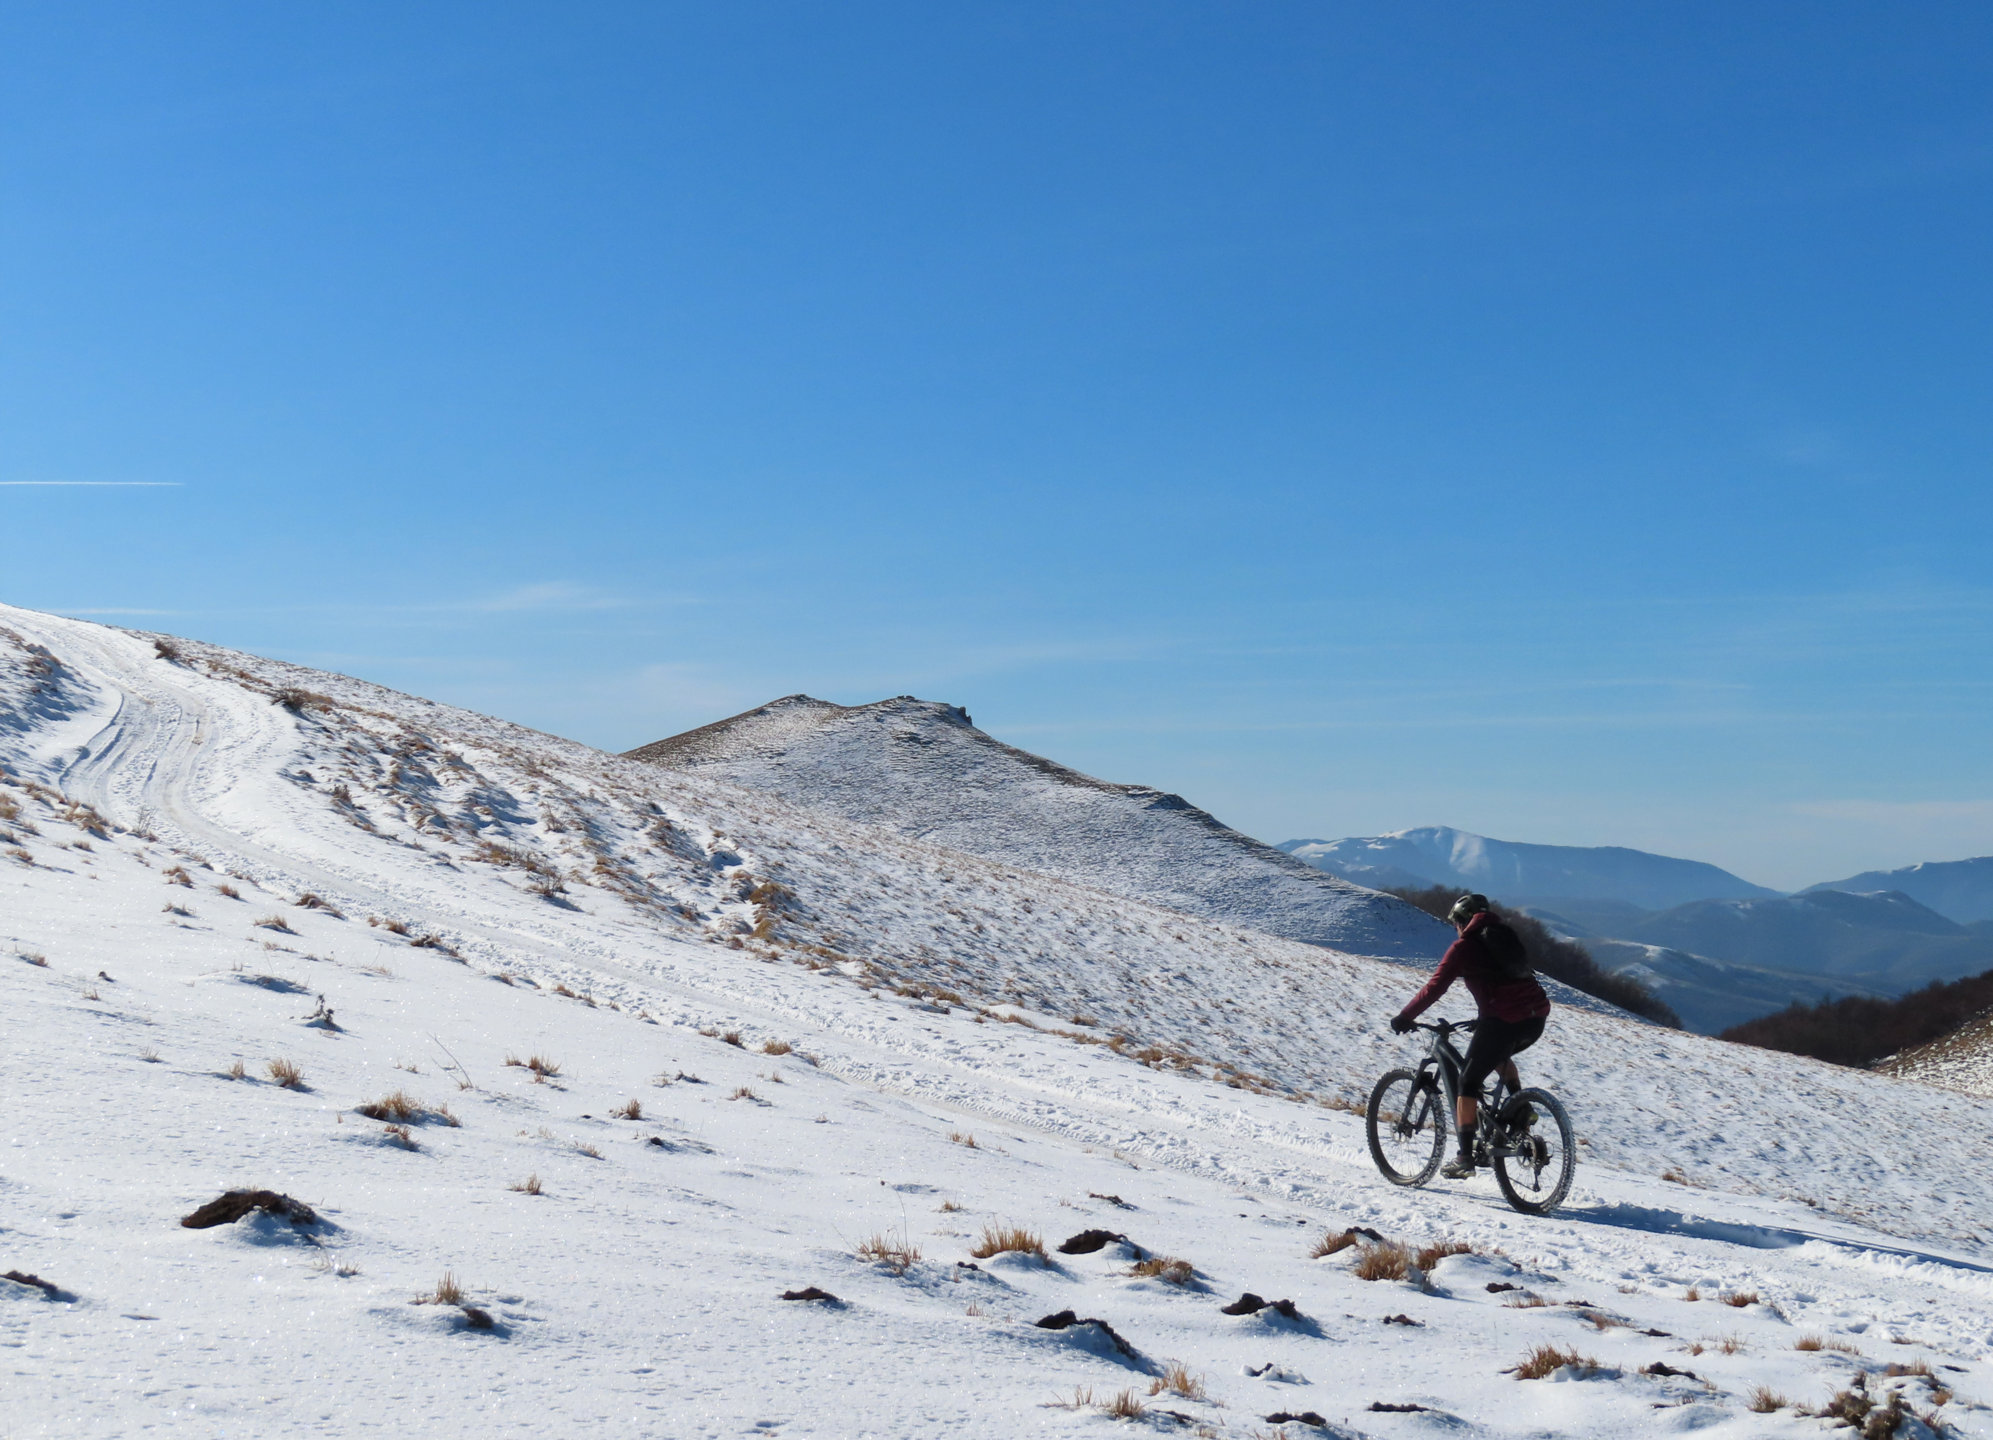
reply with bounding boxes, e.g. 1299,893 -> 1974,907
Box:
1461,1014 -> 1546,1096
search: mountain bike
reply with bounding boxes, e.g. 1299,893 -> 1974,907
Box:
1364,1018 -> 1575,1215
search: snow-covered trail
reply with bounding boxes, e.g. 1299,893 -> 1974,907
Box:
4,604 -> 1992,1437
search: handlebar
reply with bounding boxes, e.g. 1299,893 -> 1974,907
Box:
1414,1017 -> 1478,1035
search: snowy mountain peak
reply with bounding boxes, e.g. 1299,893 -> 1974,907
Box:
628,696 -> 1447,959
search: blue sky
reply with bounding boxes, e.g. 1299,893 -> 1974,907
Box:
3,3 -> 1991,888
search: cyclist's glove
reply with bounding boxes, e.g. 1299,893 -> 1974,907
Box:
1389,1013 -> 1414,1034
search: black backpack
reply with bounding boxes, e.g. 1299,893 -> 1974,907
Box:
1477,917 -> 1535,982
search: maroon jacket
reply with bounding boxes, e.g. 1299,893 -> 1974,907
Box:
1396,911 -> 1551,1026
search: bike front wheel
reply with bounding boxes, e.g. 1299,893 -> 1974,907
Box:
1366,1068 -> 1445,1187
1492,1088 -> 1575,1215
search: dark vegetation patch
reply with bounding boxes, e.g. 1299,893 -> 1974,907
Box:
1368,1402 -> 1429,1413
3,1270 -> 67,1299
181,1190 -> 320,1229
1384,885 -> 1680,1026
1720,967 -> 1993,1068
780,1286 -> 840,1302
1264,1412 -> 1329,1428
1034,1310 -> 1138,1360
1058,1229 -> 1137,1256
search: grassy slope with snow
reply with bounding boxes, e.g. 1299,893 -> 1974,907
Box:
2,604 -> 1991,1439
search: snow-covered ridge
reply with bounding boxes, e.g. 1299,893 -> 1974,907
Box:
626,693 -> 1445,961
4,605 -> 1993,1437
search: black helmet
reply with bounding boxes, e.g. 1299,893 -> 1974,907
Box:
1446,893 -> 1490,926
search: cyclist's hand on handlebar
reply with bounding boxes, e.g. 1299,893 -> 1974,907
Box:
1389,1013 -> 1414,1034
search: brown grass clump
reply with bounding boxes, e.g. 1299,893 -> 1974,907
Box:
1683,1285 -> 1701,1301
938,1200 -> 962,1213
163,865 -> 193,887
217,883 -> 241,899
1148,1361 -> 1207,1402
509,1174 -> 543,1196
611,1098 -> 643,1120
430,1271 -> 464,1305
1353,1241 -> 1411,1282
971,1224 -> 1046,1261
1722,1290 -> 1759,1308
728,1086 -> 758,1102
1884,1359 -> 1934,1378
1416,1241 -> 1472,1271
760,1039 -> 792,1055
1102,1389 -> 1145,1419
1310,1229 -> 1359,1259
356,1090 -> 421,1122
1504,1293 -> 1551,1309
1130,1257 -> 1195,1286
1716,1336 -> 1744,1355
21,951 -> 48,967
253,914 -> 293,933
1515,1344 -> 1595,1380
227,1059 -> 246,1079
855,1232 -> 921,1275
720,1030 -> 744,1047
384,1124 -> 418,1150
267,1057 -> 305,1089
948,1131 -> 978,1149
1746,1386 -> 1790,1413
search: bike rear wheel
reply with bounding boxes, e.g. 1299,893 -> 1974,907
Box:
1366,1068 -> 1445,1187
1492,1088 -> 1575,1215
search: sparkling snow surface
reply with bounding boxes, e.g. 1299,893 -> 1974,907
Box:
3,605 -> 1991,1440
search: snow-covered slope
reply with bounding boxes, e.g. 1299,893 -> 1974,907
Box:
626,695 -> 1445,960
6,605 -> 1993,1439
1282,827 -> 1779,909
1810,857 -> 1993,926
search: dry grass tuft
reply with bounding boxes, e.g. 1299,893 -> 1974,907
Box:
1722,1290 -> 1759,1308
1310,1229 -> 1359,1259
1504,1292 -> 1551,1309
355,1090 -> 421,1122
1103,1389 -> 1145,1419
253,914 -> 293,933
721,1030 -> 744,1047
217,883 -> 241,899
938,1200 -> 962,1213
572,1141 -> 601,1159
1715,1335 -> 1744,1355
1130,1256 -> 1195,1286
611,1098 -> 643,1121
1683,1285 -> 1701,1302
267,1057 -> 305,1089
728,1086 -> 758,1102
384,1124 -> 418,1150
1148,1361 -> 1207,1402
855,1232 -> 921,1275
509,1174 -> 543,1196
1515,1344 -> 1594,1380
1416,1241 -> 1472,1271
1352,1241 -> 1412,1282
760,1039 -> 792,1055
1746,1385 -> 1791,1413
430,1271 -> 465,1306
970,1224 -> 1046,1261
1884,1359 -> 1934,1378
227,1058 -> 246,1079
21,950 -> 48,967
948,1131 -> 978,1149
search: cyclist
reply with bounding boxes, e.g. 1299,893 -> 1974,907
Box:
1390,894 -> 1551,1180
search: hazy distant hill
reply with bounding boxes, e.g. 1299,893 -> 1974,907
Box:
628,695 -> 1447,960
1806,855 -> 1993,925
1280,826 -> 1778,910
1543,890 -> 1993,993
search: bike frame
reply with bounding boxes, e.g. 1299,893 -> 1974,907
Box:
1413,1019 -> 1519,1156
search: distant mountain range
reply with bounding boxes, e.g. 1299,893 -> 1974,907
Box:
1806,856 -> 1993,925
1282,826 -> 1993,1033
627,695 -> 1447,960
1278,827 -> 1778,910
